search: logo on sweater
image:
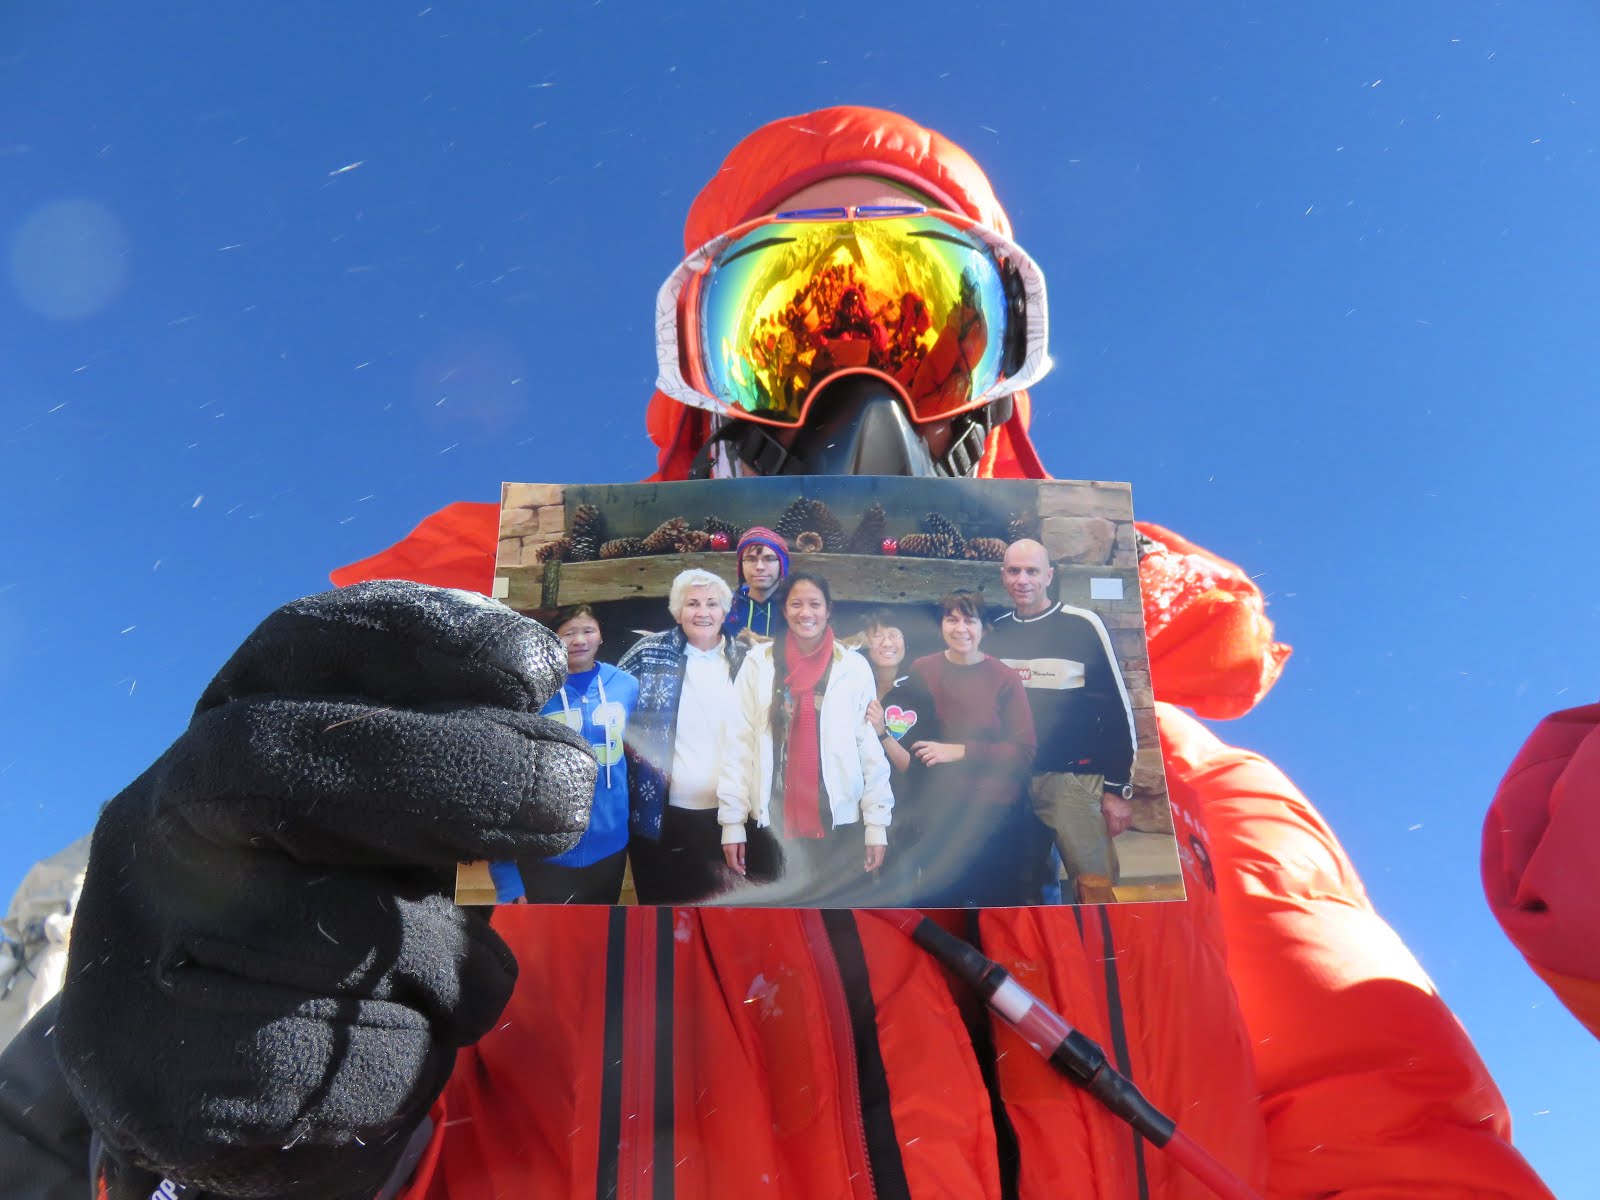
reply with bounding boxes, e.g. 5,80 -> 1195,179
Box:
998,656 -> 1084,690
885,705 -> 918,740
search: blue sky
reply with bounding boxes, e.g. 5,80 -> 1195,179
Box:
4,3 -> 1598,1192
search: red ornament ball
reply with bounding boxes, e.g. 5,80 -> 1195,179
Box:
709,532 -> 729,551
881,537 -> 898,556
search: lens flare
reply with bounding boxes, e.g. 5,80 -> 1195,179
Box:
8,198 -> 129,321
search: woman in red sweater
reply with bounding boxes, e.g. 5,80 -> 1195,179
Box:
882,589 -> 1039,906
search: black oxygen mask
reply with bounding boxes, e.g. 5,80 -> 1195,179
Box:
779,374 -> 938,477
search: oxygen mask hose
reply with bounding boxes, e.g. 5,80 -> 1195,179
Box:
866,909 -> 1263,1200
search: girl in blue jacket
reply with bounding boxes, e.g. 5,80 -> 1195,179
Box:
490,604 -> 640,904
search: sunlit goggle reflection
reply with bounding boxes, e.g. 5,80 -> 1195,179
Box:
657,206 -> 1048,429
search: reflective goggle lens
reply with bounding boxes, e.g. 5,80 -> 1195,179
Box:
695,213 -> 1013,425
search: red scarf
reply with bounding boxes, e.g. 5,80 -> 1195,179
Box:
782,629 -> 834,838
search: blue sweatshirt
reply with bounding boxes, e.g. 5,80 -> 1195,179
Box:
723,585 -> 787,638
488,662 -> 640,900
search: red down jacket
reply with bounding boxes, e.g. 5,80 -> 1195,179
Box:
334,108 -> 1551,1198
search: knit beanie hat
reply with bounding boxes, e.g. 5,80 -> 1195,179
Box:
735,527 -> 790,585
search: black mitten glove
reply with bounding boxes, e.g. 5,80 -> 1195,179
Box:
53,581 -> 597,1198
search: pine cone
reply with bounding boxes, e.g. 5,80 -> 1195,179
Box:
534,537 -> 571,564
895,532 -> 942,558
794,530 -> 824,553
600,537 -> 647,560
964,537 -> 1009,562
922,512 -> 966,558
569,503 -> 607,545
673,529 -> 712,554
902,532 -> 959,559
773,498 -> 812,543
816,511 -> 846,550
1007,514 -> 1038,543
701,515 -> 745,543
775,497 -> 847,550
567,535 -> 600,563
642,517 -> 690,555
846,504 -> 888,554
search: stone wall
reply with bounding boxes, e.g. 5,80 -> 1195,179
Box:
497,482 -> 569,570
1037,482 -> 1169,832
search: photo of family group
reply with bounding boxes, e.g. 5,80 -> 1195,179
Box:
457,476 -> 1181,910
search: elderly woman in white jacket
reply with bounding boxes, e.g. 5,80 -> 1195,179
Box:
718,572 -> 893,900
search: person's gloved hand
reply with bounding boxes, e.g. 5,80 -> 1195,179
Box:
54,581 -> 596,1198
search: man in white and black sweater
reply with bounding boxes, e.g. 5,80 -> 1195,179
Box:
985,539 -> 1137,897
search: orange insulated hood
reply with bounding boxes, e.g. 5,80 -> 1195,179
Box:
646,106 -> 1046,482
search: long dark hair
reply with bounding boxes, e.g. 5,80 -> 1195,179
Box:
769,572 -> 835,740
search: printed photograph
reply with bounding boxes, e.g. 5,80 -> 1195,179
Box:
455,476 -> 1181,909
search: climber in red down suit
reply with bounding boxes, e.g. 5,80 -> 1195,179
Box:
0,106 -> 1555,1200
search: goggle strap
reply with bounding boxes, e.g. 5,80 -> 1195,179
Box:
937,415 -> 987,478
934,396 -> 1010,478
688,419 -> 805,480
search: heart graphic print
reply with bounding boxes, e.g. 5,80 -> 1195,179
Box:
885,705 -> 918,740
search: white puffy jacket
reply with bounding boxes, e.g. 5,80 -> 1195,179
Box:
717,639 -> 893,845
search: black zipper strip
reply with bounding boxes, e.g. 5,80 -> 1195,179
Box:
652,906 -> 676,1200
964,911 -> 1021,1200
595,906 -> 627,1200
1097,906 -> 1149,1200
820,910 -> 913,1200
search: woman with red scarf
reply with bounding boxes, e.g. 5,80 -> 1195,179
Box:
718,573 -> 894,903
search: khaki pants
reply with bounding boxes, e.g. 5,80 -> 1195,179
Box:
1029,771 -> 1119,889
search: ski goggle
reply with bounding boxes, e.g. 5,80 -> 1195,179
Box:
655,206 -> 1050,428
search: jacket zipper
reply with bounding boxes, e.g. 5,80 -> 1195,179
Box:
802,910 -> 879,1200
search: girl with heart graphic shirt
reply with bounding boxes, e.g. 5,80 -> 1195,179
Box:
859,609 -> 910,734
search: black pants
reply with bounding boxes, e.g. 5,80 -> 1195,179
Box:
631,808 -> 785,905
514,848 -> 628,905
631,807 -> 728,904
